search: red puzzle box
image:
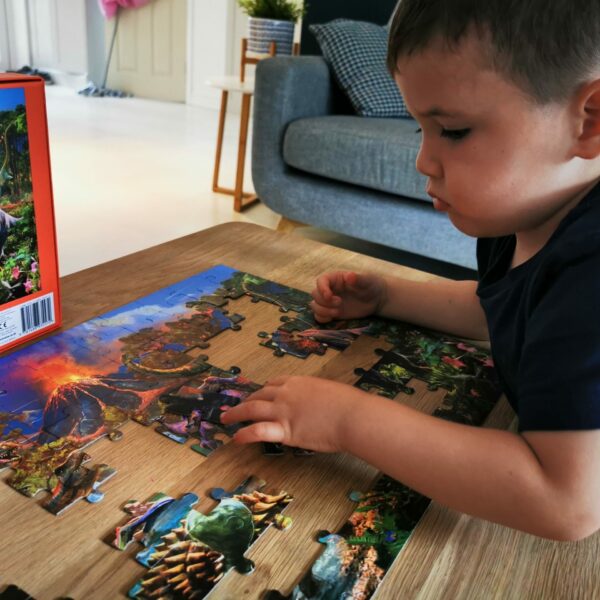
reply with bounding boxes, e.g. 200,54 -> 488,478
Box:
0,73 -> 61,353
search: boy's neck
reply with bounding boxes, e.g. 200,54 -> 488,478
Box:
511,179 -> 599,269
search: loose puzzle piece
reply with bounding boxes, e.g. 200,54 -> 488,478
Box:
112,476 -> 293,599
0,585 -> 35,600
259,319 -> 369,359
266,476 -> 428,600
44,451 -> 117,515
259,330 -> 327,359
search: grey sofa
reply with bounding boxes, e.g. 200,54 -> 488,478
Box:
251,56 -> 477,270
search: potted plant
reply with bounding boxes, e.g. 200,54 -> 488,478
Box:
238,0 -> 306,56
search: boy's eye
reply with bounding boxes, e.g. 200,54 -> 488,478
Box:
441,128 -> 471,141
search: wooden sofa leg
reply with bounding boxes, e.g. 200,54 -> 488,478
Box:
277,217 -> 306,233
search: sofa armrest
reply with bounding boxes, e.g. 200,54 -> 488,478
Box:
252,56 -> 334,195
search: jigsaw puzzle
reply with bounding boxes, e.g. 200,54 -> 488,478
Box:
0,264 -> 377,515
0,263 -> 506,598
0,266 -> 306,514
354,322 -> 500,426
111,475 -> 293,599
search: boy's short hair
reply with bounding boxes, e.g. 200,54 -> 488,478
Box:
387,0 -> 600,104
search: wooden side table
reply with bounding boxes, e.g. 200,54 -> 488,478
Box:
205,75 -> 259,213
207,39 -> 300,213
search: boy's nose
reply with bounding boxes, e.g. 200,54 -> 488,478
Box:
415,143 -> 443,179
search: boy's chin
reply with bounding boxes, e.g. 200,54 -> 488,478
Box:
448,214 -> 485,238
448,215 -> 508,239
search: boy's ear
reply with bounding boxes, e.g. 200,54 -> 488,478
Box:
573,79 -> 600,159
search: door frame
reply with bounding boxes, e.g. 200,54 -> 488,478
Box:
0,0 -> 12,71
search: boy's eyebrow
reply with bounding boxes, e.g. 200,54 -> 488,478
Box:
415,107 -> 466,118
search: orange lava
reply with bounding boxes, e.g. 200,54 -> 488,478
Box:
16,353 -> 114,395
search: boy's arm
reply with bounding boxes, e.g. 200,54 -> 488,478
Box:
340,393 -> 600,541
378,277 -> 489,341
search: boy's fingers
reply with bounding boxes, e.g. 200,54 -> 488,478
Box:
221,400 -> 276,424
263,375 -> 289,387
233,421 -> 285,444
348,272 -> 371,290
343,271 -> 358,287
329,271 -> 346,295
245,385 -> 279,403
310,301 -> 338,322
316,275 -> 335,303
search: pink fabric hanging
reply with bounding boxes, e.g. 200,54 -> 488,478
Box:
97,0 -> 151,19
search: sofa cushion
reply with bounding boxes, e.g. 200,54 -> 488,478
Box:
309,19 -> 411,118
283,115 -> 430,202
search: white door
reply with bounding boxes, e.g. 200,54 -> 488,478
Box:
28,0 -> 87,75
107,0 -> 187,102
0,0 -> 11,71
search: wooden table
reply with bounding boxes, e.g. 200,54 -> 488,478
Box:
1,223 -> 598,599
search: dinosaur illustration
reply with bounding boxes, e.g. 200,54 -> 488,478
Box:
0,208 -> 21,258
0,120 -> 15,187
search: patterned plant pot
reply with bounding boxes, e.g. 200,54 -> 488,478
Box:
248,17 -> 295,55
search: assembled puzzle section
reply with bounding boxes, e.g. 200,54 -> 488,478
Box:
353,321 -> 500,426
0,74 -> 61,353
111,475 -> 293,599
0,265 -> 260,514
0,265 -> 362,515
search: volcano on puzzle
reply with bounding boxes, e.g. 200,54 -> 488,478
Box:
0,87 -> 40,305
0,266 -> 262,506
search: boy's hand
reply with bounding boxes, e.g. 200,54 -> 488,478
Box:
310,271 -> 387,323
220,375 -> 360,453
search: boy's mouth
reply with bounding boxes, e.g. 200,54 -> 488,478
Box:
428,191 -> 450,212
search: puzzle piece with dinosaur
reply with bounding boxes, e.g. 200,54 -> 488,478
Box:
111,475 -> 293,599
154,368 -> 261,453
259,318 -> 371,359
266,475 -> 427,600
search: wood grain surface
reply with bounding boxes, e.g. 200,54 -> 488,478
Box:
1,223 -> 597,600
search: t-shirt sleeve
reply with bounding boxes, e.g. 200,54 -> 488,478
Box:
517,241 -> 600,431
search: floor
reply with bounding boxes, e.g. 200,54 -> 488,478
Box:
46,85 -> 473,280
46,85 -> 279,276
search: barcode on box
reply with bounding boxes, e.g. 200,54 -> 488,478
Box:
20,296 -> 54,334
0,292 -> 57,347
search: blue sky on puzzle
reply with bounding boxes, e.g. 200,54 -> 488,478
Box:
0,265 -> 238,426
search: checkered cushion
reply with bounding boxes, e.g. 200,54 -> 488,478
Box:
310,19 -> 411,118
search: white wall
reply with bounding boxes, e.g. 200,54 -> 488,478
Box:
4,0 -> 31,70
187,0 -> 252,109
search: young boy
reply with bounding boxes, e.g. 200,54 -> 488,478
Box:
222,0 -> 600,541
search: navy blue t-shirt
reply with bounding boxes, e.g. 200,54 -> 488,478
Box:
477,182 -> 600,431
